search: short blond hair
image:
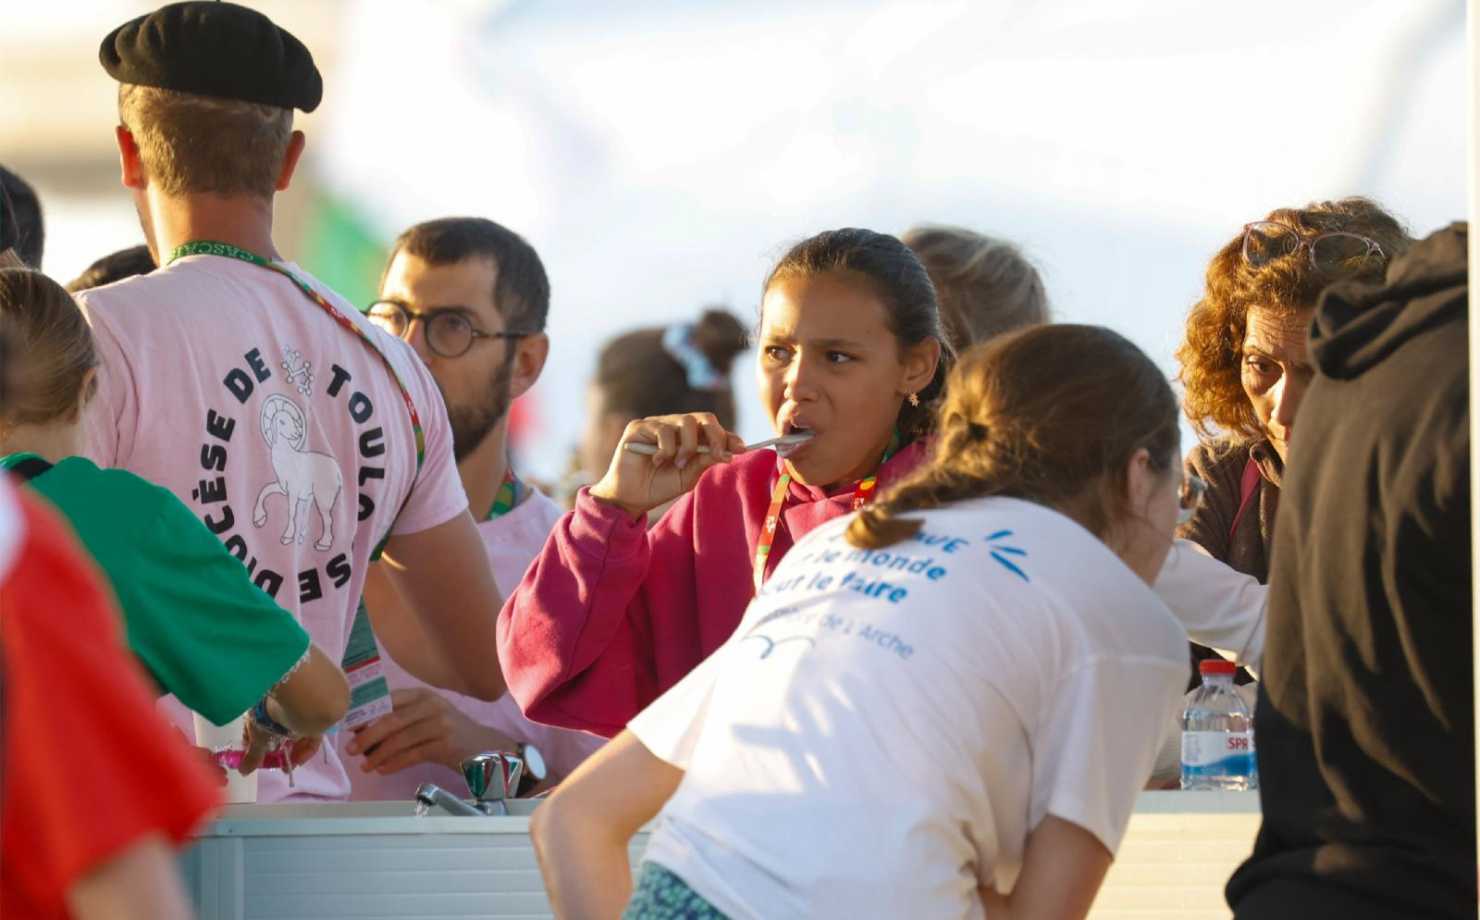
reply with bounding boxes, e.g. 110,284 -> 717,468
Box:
902,225 -> 1048,352
118,84 -> 293,198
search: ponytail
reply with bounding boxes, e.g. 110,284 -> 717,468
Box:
847,324 -> 1178,550
595,306 -> 749,430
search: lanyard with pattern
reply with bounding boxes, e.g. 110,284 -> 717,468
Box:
166,240 -> 426,470
752,435 -> 896,593
487,464 -> 525,520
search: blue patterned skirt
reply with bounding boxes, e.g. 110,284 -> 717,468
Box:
623,862 -> 729,920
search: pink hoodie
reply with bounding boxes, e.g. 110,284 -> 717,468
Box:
497,442 -> 927,736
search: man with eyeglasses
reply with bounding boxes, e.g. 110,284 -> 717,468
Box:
343,218 -> 604,799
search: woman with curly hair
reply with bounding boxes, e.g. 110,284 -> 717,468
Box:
1175,198 -> 1410,581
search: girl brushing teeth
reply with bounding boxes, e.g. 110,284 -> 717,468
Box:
498,229 -> 952,736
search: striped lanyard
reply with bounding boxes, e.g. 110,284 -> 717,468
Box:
487,464 -> 525,520
166,240 -> 426,472
752,436 -> 895,593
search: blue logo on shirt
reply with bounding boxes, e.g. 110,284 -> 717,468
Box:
743,634 -> 817,659
984,530 -> 1029,582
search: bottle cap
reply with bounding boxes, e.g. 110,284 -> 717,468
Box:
1199,659 -> 1237,676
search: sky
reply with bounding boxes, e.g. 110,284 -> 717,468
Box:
317,0 -> 1465,478
19,0 -> 1468,480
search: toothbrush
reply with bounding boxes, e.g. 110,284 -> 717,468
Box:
623,431 -> 814,459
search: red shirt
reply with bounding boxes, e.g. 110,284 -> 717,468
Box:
497,443 -> 926,736
1,488 -> 221,920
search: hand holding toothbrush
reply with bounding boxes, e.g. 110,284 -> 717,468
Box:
590,413 -> 813,520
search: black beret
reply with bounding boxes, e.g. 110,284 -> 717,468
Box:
100,1 -> 322,113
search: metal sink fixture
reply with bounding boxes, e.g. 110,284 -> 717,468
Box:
180,791 -> 1260,919
410,750 -> 537,818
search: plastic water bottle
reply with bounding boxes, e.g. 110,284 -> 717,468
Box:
1181,659 -> 1257,791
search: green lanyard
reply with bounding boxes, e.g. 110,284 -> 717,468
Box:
167,240 -> 425,558
487,464 -> 525,520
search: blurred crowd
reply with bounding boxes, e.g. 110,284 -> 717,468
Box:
0,4 -> 1470,920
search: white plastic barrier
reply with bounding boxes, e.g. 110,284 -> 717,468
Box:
1089,791 -> 1258,919
181,791 -> 1259,919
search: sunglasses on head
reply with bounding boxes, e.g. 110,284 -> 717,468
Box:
1241,221 -> 1386,278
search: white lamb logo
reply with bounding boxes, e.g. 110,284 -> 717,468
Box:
253,394 -> 343,550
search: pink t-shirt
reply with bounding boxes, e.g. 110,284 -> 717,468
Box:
340,489 -> 604,800
80,253 -> 467,801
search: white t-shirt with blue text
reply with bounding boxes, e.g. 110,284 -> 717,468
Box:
628,496 -> 1189,920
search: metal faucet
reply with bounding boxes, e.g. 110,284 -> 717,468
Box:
413,752 -> 528,817
413,782 -> 484,817
461,752 -> 526,815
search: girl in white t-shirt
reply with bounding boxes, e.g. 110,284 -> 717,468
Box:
532,324 -> 1198,920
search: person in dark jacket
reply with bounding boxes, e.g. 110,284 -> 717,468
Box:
1227,222 -> 1472,919
1171,198 -> 1411,692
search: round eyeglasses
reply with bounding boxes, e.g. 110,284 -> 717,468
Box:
367,300 -> 528,359
1178,473 -> 1207,526
1241,221 -> 1386,278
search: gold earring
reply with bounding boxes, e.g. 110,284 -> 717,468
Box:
908,392 -> 920,407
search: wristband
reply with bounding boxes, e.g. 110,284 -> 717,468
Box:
250,698 -> 295,738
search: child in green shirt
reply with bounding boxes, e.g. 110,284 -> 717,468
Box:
0,268 -> 348,768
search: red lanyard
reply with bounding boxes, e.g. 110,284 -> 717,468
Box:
753,472 -> 793,593
752,449 -> 890,593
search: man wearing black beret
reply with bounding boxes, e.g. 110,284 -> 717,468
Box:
77,1 -> 509,804
99,0 -> 323,114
